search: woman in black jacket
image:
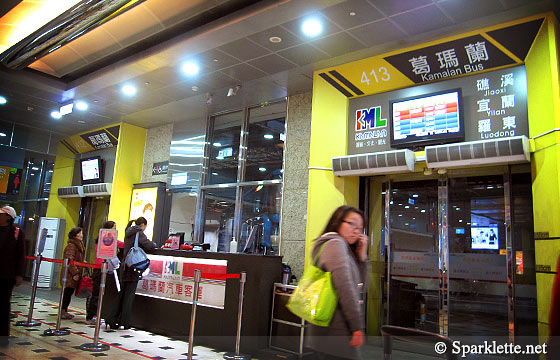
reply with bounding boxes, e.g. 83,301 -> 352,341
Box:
105,217 -> 155,329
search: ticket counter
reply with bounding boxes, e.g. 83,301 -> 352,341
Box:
102,249 -> 282,354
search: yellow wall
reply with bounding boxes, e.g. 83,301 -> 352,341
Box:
108,122 -> 147,242
526,15 -> 560,341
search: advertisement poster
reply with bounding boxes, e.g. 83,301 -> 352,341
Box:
136,255 -> 228,309
0,166 -> 21,194
96,229 -> 118,259
129,187 -> 157,241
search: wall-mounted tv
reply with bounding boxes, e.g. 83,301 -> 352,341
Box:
80,156 -> 104,185
471,226 -> 499,250
389,88 -> 464,148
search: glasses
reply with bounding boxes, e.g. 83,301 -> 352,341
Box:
342,220 -> 363,233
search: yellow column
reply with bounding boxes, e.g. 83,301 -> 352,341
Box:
525,14 -> 560,342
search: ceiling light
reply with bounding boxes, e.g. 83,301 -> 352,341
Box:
398,214 -> 403,217
182,62 -> 199,76
59,103 -> 73,115
75,101 -> 88,111
301,18 -> 323,37
0,96 -> 6,104
263,134 -> 274,139
213,142 -> 222,147
212,172 -> 218,176
349,11 -> 356,16
259,167 -> 267,172
51,111 -> 62,119
121,85 -> 137,96
269,36 -> 282,43
191,86 -> 199,92
227,85 -> 241,97
31,167 -> 39,171
77,120 -> 85,124
0,133 -> 5,137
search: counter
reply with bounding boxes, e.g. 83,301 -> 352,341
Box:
101,249 -> 282,355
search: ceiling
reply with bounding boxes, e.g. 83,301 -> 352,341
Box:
0,0 -> 558,137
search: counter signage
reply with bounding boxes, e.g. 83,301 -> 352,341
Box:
96,229 -> 118,259
348,66 -> 528,154
136,255 -> 228,309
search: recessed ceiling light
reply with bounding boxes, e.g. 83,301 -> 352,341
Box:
0,133 -> 6,137
213,142 -> 222,147
212,172 -> 218,175
0,96 -> 6,104
191,86 -> 199,92
121,85 -> 137,96
51,111 -> 62,119
213,58 -> 219,62
182,62 -> 199,76
259,167 -> 267,172
75,101 -> 88,111
263,134 -> 274,139
301,18 -> 323,37
145,82 -> 150,85
349,11 -> 356,16
269,36 -> 282,43
77,120 -> 86,124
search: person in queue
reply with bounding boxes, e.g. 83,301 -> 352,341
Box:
0,206 -> 25,346
306,205 -> 369,360
105,216 -> 155,330
60,227 -> 86,320
86,220 -> 121,325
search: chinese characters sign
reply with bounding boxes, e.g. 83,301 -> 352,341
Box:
63,125 -> 120,153
136,255 -> 228,309
348,66 -> 528,154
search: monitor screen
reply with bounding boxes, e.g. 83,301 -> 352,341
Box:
471,226 -> 499,250
80,157 -> 104,184
389,88 -> 464,148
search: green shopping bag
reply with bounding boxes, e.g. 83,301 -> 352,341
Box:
286,242 -> 338,327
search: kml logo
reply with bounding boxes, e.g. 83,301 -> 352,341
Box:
356,106 -> 387,131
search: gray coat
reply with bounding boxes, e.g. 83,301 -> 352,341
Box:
306,233 -> 369,359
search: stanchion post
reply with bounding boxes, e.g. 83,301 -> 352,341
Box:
188,269 -> 202,360
16,255 -> 42,327
224,271 -> 251,360
44,258 -> 70,336
80,261 -> 110,352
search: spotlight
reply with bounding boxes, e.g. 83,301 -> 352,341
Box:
301,18 -> 323,37
75,101 -> 88,111
122,85 -> 137,96
182,62 -> 199,76
51,111 -> 62,119
227,85 -> 241,97
0,96 -> 6,104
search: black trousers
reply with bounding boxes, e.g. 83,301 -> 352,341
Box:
61,287 -> 75,312
106,280 -> 138,327
0,279 -> 15,341
86,268 -> 101,320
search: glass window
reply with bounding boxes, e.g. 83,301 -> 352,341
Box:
12,124 -> 50,154
42,160 -> 54,196
168,188 -> 199,243
245,104 -> 286,181
168,116 -> 207,189
201,187 -> 236,252
238,184 -> 282,255
207,111 -> 243,185
22,158 -> 45,200
0,120 -> 13,146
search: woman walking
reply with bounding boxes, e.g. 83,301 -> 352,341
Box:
60,227 -> 86,320
306,206 -> 369,360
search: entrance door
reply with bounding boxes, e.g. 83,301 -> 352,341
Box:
381,171 -> 536,341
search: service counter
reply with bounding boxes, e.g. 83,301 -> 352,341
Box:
102,249 -> 282,354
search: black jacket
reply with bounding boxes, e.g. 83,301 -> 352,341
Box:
122,225 -> 155,281
0,225 -> 26,280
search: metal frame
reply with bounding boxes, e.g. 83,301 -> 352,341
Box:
504,167 -> 515,342
437,175 -> 449,336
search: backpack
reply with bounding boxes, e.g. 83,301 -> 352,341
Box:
124,232 -> 150,276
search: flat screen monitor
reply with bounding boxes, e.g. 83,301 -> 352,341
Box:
389,88 -> 464,148
471,226 -> 499,250
80,156 -> 104,185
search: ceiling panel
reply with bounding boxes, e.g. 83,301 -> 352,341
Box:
202,70 -> 238,90
196,48 -> 243,72
349,19 -> 408,47
102,6 -> 164,48
63,28 -> 124,64
437,0 -> 506,23
277,44 -> 329,66
372,0 -> 433,16
322,0 -> 382,30
247,54 -> 297,74
247,26 -> 305,52
221,63 -> 267,82
311,32 -> 366,57
143,0 -> 208,27
391,5 -> 454,35
216,38 -> 271,62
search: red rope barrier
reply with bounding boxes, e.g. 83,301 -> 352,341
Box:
25,256 -> 101,268
201,273 -> 241,280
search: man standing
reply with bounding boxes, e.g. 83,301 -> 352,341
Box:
0,206 -> 26,346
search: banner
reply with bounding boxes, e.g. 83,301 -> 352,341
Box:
62,125 -> 120,153
136,255 -> 228,309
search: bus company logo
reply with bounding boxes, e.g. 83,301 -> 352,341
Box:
356,106 -> 387,131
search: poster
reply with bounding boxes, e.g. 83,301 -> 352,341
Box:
136,255 -> 228,309
129,187 -> 157,241
96,229 -> 118,259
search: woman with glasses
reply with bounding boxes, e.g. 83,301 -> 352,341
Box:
307,205 -> 369,360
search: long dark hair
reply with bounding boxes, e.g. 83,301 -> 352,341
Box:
322,206 -> 365,235
126,216 -> 147,229
68,227 -> 82,240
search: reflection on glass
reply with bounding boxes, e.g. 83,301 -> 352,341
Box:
202,188 -> 236,252
207,111 -> 242,185
42,160 -> 54,196
168,189 -> 199,244
23,158 -> 44,200
169,134 -> 205,188
239,184 -> 282,255
245,104 -> 286,181
387,180 -> 439,333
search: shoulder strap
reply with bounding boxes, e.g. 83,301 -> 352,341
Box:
134,232 -> 139,248
312,241 -> 329,266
